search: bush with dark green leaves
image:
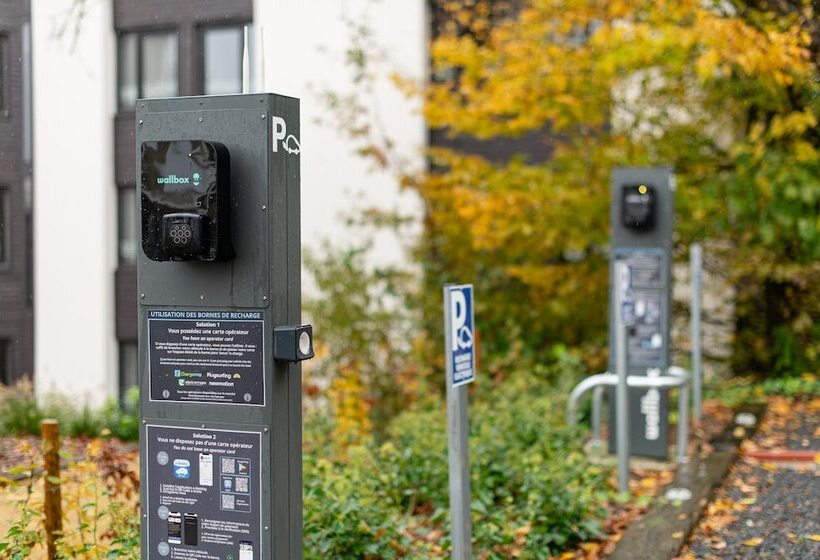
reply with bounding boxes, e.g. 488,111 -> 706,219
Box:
303,372 -> 611,559
705,374 -> 820,408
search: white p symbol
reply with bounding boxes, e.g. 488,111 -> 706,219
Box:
450,290 -> 472,351
272,116 -> 286,152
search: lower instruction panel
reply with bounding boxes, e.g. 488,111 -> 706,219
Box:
145,423 -> 264,560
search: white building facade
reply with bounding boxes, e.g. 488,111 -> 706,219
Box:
26,0 -> 426,405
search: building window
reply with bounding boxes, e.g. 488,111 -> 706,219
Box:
0,35 -> 5,111
0,189 -> 7,264
118,30 -> 178,110
0,340 -> 9,386
202,25 -> 249,95
118,187 -> 137,265
119,341 -> 138,399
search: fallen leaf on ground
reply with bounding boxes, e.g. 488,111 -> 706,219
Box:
742,537 -> 763,547
640,478 -> 656,488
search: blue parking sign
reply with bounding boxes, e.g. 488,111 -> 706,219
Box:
444,284 -> 475,387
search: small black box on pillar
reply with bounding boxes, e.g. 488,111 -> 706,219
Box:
274,325 -> 315,362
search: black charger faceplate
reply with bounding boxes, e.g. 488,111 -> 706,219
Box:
141,140 -> 234,261
621,184 -> 656,231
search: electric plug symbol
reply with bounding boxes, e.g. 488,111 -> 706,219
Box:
283,135 -> 301,155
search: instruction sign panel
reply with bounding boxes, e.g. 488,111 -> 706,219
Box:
616,251 -> 666,367
445,284 -> 475,387
145,424 -> 262,560
148,310 -> 264,405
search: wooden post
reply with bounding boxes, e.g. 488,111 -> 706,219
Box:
41,419 -> 62,560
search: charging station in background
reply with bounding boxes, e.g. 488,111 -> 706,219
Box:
608,167 -> 675,460
137,94 -> 313,560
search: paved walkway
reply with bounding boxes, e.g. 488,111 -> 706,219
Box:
677,396 -> 819,559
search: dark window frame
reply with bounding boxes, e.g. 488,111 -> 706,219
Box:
117,28 -> 180,112
0,188 -> 10,269
197,21 -> 252,96
0,339 -> 9,386
117,185 -> 137,266
0,33 -> 8,116
118,340 -> 138,401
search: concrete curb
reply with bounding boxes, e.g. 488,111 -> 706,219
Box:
608,404 -> 766,560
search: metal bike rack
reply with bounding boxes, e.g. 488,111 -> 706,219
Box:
567,366 -> 690,463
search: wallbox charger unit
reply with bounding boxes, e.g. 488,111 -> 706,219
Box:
621,184 -> 656,231
141,140 -> 234,261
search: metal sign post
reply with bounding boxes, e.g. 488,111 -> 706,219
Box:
614,262 -> 631,493
690,244 -> 703,422
137,94 -> 312,560
443,284 -> 475,560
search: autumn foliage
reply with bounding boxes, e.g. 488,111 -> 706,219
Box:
394,0 -> 819,374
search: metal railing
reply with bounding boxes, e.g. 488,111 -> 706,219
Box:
566,366 -> 690,464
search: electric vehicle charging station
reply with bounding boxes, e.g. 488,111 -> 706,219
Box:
137,93 -> 311,560
608,167 -> 675,460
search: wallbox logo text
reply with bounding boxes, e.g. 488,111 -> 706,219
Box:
156,174 -> 191,185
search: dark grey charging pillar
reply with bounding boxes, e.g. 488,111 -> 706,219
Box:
137,93 -> 305,560
608,167 -> 674,460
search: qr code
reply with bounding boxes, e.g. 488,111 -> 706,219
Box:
221,493 -> 235,510
221,458 -> 236,474
235,476 -> 249,493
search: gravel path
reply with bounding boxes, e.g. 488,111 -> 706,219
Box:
682,461 -> 819,559
678,396 -> 820,560
779,408 -> 819,451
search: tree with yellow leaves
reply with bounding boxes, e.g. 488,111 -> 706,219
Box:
331,0 -> 819,378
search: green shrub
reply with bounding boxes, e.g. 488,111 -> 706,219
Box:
0,382 -> 140,441
706,374 -> 819,407
0,389 -> 45,436
380,409 -> 450,513
65,404 -> 104,439
467,379 -> 609,557
303,449 -> 411,559
101,387 -> 140,441
303,373 -> 611,559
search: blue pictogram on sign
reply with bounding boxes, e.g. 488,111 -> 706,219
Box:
446,284 -> 475,387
